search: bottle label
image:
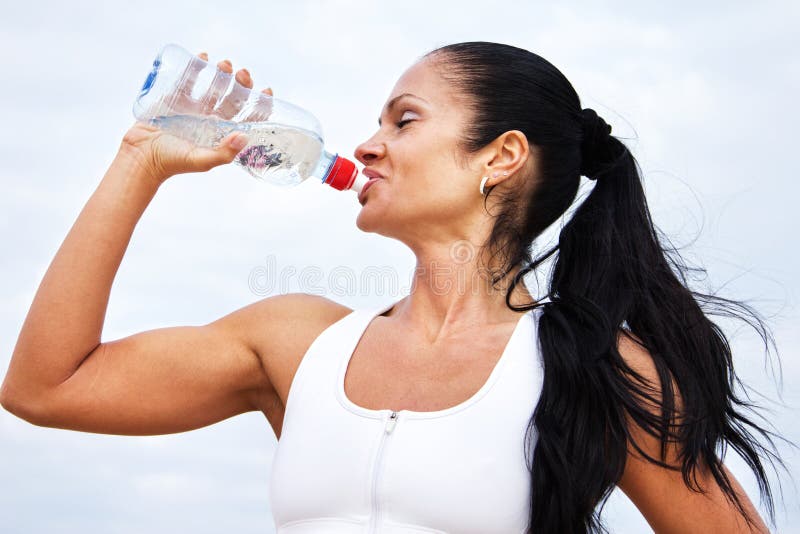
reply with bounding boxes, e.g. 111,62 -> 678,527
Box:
236,144 -> 284,170
139,56 -> 161,98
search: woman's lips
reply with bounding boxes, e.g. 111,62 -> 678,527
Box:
358,178 -> 381,204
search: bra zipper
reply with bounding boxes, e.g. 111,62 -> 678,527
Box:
368,411 -> 398,532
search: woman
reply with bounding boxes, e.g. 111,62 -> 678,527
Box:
0,42 -> 782,533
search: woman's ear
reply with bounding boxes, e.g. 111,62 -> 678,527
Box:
483,130 -> 529,187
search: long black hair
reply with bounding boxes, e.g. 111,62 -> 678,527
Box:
425,42 -> 787,533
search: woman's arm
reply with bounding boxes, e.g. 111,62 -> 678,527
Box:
0,128 -> 265,433
615,332 -> 770,534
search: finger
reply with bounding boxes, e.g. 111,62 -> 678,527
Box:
177,53 -> 209,101
218,59 -> 233,74
199,59 -> 234,114
241,88 -> 274,122
215,68 -> 252,120
191,131 -> 250,172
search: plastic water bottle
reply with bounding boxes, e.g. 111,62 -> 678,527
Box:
133,43 -> 367,193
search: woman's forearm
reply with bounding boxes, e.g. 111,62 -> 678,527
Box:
1,152 -> 162,403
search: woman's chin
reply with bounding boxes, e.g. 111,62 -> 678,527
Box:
355,207 -> 378,232
355,202 -> 391,233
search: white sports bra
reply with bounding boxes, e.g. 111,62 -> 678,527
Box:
268,300 -> 545,533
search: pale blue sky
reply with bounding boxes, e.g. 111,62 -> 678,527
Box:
1,1 -> 798,532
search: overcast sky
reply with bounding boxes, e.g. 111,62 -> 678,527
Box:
1,1 -> 798,532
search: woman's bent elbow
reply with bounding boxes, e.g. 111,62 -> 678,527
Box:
0,379 -> 56,427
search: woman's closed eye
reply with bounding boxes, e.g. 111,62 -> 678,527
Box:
396,111 -> 418,129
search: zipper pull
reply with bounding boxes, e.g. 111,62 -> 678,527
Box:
385,411 -> 398,434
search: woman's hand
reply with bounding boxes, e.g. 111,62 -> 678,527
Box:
118,51 -> 275,185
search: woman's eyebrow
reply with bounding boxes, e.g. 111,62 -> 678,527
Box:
378,93 -> 429,126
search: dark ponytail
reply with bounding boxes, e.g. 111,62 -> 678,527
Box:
425,42 -> 787,533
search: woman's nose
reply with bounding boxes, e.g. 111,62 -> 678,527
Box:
354,136 -> 386,165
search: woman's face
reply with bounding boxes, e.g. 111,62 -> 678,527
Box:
354,57 -> 486,246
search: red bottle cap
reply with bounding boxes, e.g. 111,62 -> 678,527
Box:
324,155 -> 358,191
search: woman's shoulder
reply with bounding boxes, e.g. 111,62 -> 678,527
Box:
259,292 -> 354,323
240,293 -> 353,409
246,292 -> 354,361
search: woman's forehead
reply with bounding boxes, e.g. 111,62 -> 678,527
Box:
385,59 -> 455,111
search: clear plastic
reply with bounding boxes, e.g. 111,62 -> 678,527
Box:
133,43 -> 364,191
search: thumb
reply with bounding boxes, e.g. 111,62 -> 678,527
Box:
192,132 -> 250,171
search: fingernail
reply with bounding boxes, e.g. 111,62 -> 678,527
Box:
230,134 -> 249,150
236,69 -> 251,85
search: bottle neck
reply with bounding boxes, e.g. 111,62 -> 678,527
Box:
314,150 -> 337,182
